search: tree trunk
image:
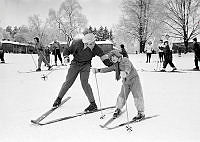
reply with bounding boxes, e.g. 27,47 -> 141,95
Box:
184,38 -> 189,53
140,40 -> 145,53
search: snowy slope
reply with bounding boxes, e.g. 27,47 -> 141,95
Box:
0,53 -> 200,142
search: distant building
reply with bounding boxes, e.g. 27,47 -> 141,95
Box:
1,40 -> 34,54
95,40 -> 114,54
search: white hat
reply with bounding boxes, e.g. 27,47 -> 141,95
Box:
82,33 -> 96,44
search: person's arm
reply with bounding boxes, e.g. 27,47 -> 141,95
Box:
63,40 -> 76,58
95,45 -> 113,66
62,40 -> 76,63
92,65 -> 115,74
100,54 -> 113,66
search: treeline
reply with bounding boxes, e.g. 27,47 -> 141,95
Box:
87,26 -> 113,41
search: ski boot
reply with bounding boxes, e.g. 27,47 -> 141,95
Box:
113,108 -> 121,118
84,102 -> 97,112
160,68 -> 166,72
36,68 -> 41,72
132,112 -> 145,122
171,67 -> 177,72
53,97 -> 62,108
48,65 -> 52,70
193,67 -> 199,71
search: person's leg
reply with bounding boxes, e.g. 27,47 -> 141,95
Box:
80,64 -> 95,103
131,77 -> 144,114
161,52 -> 164,62
116,84 -> 131,110
159,52 -> 162,62
58,65 -> 79,99
146,53 -> 148,63
54,49 -> 57,65
194,55 -> 199,69
53,65 -> 79,107
131,76 -> 145,120
80,64 -> 97,111
58,52 -> 63,64
37,54 -> 43,70
0,51 -> 3,62
41,52 -> 51,67
149,53 -> 152,63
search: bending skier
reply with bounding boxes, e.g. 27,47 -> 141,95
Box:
52,32 -> 113,112
92,50 -> 145,121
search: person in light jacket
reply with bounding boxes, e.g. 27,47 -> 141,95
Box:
92,50 -> 145,121
144,41 -> 153,63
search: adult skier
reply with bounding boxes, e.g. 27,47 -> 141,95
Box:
52,32 -> 113,112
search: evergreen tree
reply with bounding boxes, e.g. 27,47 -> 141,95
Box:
103,26 -> 109,40
98,26 -> 104,41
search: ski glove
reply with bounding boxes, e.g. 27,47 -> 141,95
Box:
120,71 -> 127,78
92,68 -> 100,74
64,56 -> 70,64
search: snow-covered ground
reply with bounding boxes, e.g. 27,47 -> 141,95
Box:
1,53 -> 200,142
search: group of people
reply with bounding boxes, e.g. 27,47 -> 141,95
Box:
144,34 -> 200,72
144,34 -> 177,72
33,37 -> 65,71
32,30 -> 200,122
52,31 -> 145,121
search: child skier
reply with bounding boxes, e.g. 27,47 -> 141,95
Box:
160,41 -> 177,72
92,50 -> 145,121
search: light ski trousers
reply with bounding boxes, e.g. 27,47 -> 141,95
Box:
116,76 -> 144,113
38,51 -> 50,68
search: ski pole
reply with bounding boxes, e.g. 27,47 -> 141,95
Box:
94,72 -> 105,119
41,65 -> 68,81
30,53 -> 37,69
122,81 -> 132,132
41,69 -> 55,81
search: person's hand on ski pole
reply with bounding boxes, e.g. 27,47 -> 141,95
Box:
64,56 -> 70,64
120,71 -> 127,78
92,68 -> 100,74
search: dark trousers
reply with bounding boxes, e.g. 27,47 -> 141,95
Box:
58,63 -> 95,103
163,53 -> 175,68
146,53 -> 152,63
194,54 -> 200,68
159,52 -> 164,62
0,50 -> 5,62
54,49 -> 62,64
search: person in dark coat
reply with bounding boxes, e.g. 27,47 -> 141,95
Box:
192,38 -> 200,70
51,40 -> 63,66
120,44 -> 128,58
160,41 -> 177,72
0,41 -> 5,63
52,32 -> 113,112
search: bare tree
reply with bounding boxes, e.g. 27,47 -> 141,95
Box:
118,0 -> 160,53
48,0 -> 87,45
28,14 -> 49,44
162,0 -> 200,52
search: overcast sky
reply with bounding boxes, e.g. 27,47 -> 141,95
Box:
0,0 -> 122,29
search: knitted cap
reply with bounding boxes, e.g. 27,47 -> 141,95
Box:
82,33 -> 96,44
108,50 -> 122,59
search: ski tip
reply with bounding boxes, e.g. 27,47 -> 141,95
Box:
31,120 -> 39,125
31,120 -> 43,126
99,125 -> 105,128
